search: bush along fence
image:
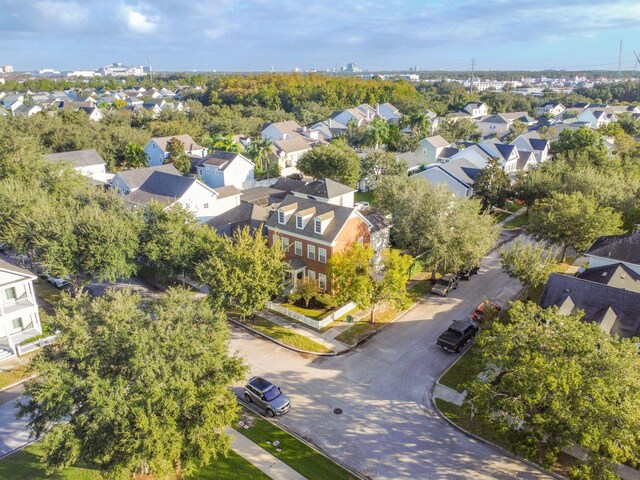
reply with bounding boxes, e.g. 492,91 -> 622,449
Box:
265,301 -> 357,329
16,334 -> 56,356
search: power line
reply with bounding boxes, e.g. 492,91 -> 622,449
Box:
469,58 -> 475,93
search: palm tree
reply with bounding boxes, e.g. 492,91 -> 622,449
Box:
207,134 -> 241,153
247,138 -> 274,176
401,111 -> 431,137
367,117 -> 390,150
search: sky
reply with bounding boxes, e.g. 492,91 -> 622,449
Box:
1,0 -> 640,72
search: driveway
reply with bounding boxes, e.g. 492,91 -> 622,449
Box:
230,231 -> 549,479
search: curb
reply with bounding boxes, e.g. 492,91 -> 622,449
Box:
238,399 -> 370,480
0,375 -> 36,393
228,318 -> 338,357
428,341 -> 563,479
0,438 -> 37,461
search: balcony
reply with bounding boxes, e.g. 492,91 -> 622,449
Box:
0,295 -> 36,317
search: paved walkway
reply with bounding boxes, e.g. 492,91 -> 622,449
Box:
226,427 -> 307,480
495,205 -> 527,228
432,382 -> 467,406
258,310 -> 351,353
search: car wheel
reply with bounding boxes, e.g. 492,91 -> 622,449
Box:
266,409 -> 275,418
244,393 -> 252,403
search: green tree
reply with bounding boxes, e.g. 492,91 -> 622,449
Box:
528,191 -> 624,262
207,134 -> 241,153
18,288 -> 246,479
500,239 -> 557,298
505,120 -> 527,142
329,243 -> 413,323
196,226 -> 286,319
365,117 -> 390,150
165,137 -> 191,174
400,111 -> 432,136
123,142 -> 147,169
375,176 -> 498,279
436,118 -> 481,143
512,168 -> 556,215
246,138 -> 274,173
112,99 -> 128,109
464,301 -> 640,475
472,157 -> 511,209
288,278 -> 322,308
552,126 -> 608,166
360,150 -> 406,186
297,139 -> 361,187
138,203 -> 219,282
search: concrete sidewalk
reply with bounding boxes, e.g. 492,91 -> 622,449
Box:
432,383 -> 467,406
258,310 -> 351,354
226,427 -> 307,480
496,205 -> 527,228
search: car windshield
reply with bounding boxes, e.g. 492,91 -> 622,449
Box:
437,278 -> 451,286
263,386 -> 281,401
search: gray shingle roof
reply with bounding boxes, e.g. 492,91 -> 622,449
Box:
240,186 -> 288,206
265,194 -> 358,244
125,171 -> 199,207
202,150 -> 252,170
206,202 -> 269,236
150,134 -> 203,153
115,164 -> 181,190
585,232 -> 640,265
577,263 -> 640,293
44,149 -> 105,168
293,178 -> 355,200
539,273 -> 640,338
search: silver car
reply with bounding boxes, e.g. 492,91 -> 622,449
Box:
244,376 -> 291,417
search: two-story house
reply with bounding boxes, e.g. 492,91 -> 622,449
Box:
144,134 -> 207,167
194,150 -> 255,190
0,258 -> 42,361
265,195 -> 372,292
462,102 -> 488,118
261,121 -> 320,176
510,132 -> 550,164
577,108 -> 617,129
415,135 -> 451,165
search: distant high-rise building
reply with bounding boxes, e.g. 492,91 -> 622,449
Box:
346,62 -> 361,72
0,65 -> 13,74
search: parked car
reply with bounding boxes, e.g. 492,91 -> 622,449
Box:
472,302 -> 502,323
436,319 -> 479,352
431,274 -> 459,297
286,173 -> 304,180
44,273 -> 70,290
0,243 -> 9,254
457,265 -> 480,280
244,376 -> 291,417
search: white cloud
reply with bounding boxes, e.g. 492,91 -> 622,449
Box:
120,4 -> 158,34
34,1 -> 89,26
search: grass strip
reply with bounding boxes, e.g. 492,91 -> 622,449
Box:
250,316 -> 333,353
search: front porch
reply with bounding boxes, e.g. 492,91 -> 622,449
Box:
284,258 -> 307,295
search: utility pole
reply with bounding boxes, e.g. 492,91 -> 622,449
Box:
469,58 -> 476,93
618,40 -> 623,80
147,57 -> 153,82
634,51 -> 640,71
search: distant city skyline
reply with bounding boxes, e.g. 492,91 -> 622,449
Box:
1,0 -> 639,72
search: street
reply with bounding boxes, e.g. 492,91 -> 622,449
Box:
0,232 -> 550,478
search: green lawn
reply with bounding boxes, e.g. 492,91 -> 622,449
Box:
501,213 -> 528,230
0,351 -> 38,389
234,409 -> 355,480
354,190 -> 374,204
438,346 -> 483,392
492,211 -> 511,224
33,280 -> 64,309
505,200 -> 523,213
335,307 -> 397,346
408,279 -> 433,301
0,442 -> 270,480
249,316 -> 333,353
280,303 -> 332,320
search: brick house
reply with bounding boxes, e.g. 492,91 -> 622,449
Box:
265,192 -> 389,293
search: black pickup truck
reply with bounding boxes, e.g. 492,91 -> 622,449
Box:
436,320 -> 479,352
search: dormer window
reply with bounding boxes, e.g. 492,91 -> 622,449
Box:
278,211 -> 285,224
296,215 -> 303,229
314,219 -> 321,234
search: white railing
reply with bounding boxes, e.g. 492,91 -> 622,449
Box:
16,334 -> 56,356
265,301 -> 357,329
242,178 -> 279,190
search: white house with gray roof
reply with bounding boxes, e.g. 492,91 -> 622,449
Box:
45,148 -> 109,183
144,134 -> 207,167
194,150 -> 255,190
414,158 -> 482,197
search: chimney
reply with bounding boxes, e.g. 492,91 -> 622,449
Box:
328,118 -> 333,128
376,103 -> 380,115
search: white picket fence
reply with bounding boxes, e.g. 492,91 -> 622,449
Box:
16,334 -> 56,356
265,301 -> 357,329
241,178 -> 280,190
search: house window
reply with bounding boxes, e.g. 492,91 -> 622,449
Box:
314,219 -> 322,234
294,241 -> 302,256
308,270 -> 316,281
318,273 -> 327,290
307,244 -> 316,260
152,144 -> 156,149
296,215 -> 303,229
203,203 -> 209,209
11,317 -> 23,332
4,287 -> 16,302
278,211 -> 285,224
273,234 -> 280,245
282,237 -> 290,250
339,196 -> 343,206
318,248 -> 327,263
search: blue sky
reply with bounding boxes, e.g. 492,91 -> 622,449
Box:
1,0 -> 639,72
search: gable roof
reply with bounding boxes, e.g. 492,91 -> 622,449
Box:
577,263 -> 640,293
150,134 -> 203,153
422,135 -> 450,149
418,158 -> 481,190
240,186 -> 288,207
114,164 -> 181,190
274,136 -> 312,154
265,194 -> 359,244
585,232 -> 640,265
0,257 -> 36,285
125,171 -> 204,207
206,202 -> 270,236
202,150 -> 253,170
293,178 -> 355,199
271,178 -> 308,193
44,148 -> 106,168
539,273 -> 640,338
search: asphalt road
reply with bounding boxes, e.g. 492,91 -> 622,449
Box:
230,231 -> 550,479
